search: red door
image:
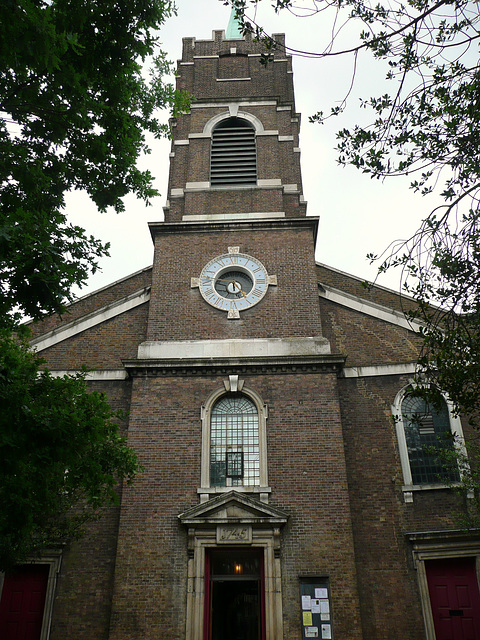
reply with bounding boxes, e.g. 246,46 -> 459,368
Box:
426,557 -> 480,640
0,565 -> 49,640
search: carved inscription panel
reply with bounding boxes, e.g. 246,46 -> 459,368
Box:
216,525 -> 253,544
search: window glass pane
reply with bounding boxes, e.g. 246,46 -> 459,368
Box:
402,393 -> 459,484
210,394 -> 260,487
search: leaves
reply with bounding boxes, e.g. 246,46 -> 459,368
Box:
426,431 -> 480,528
0,0 -> 187,327
0,330 -> 141,571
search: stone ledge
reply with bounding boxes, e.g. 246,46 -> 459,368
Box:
123,354 -> 345,378
137,336 -> 331,359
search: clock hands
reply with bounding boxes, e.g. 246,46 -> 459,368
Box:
203,276 -> 248,298
216,277 -> 248,298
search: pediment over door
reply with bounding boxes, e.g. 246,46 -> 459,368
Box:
178,490 -> 288,528
180,492 -> 288,639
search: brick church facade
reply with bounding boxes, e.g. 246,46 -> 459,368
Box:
2,25 -> 480,640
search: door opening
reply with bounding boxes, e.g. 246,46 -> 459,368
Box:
206,548 -> 265,640
0,564 -> 49,640
426,556 -> 480,640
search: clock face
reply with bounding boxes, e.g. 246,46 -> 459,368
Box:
198,252 -> 270,317
214,270 -> 254,299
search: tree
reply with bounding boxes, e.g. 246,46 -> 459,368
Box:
229,0 -> 480,420
0,0 -> 188,327
0,329 -> 141,571
0,1 -> 189,566
430,430 -> 480,528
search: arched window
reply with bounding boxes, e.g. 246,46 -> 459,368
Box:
401,393 -> 460,485
210,394 -> 259,487
200,384 -> 269,500
392,386 -> 466,501
210,117 -> 257,186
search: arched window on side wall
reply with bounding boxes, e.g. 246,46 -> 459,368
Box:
210,394 -> 259,487
210,117 -> 257,186
393,386 -> 466,501
401,393 -> 460,485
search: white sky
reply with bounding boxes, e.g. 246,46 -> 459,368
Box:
66,0 -> 440,297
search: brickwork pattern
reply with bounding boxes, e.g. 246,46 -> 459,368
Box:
146,225 -> 323,342
38,303 -> 149,370
49,380 -> 132,640
319,297 -> 421,366
178,32 -> 293,102
164,30 -> 305,222
337,374 -> 466,639
28,267 -> 152,339
109,372 -> 363,640
316,263 -> 420,316
26,26 -> 480,640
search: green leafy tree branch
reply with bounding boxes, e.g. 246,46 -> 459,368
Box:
0,330 -> 141,571
1,0 -> 188,327
0,0 -> 192,568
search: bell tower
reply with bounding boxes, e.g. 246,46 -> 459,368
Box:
109,26 -> 363,640
164,29 -> 306,223
144,29 -> 323,342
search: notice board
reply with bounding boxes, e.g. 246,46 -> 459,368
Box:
299,579 -> 333,639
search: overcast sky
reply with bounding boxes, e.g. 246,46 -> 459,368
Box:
67,0 -> 439,297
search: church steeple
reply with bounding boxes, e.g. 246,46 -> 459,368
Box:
165,29 -> 306,224
226,6 -> 243,39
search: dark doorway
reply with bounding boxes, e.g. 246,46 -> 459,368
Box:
0,564 -> 49,640
206,548 -> 264,640
426,556 -> 480,640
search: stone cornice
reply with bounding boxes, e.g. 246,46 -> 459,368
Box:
123,353 -> 346,377
178,490 -> 289,527
148,216 -> 319,241
30,287 -> 151,352
318,282 -> 422,332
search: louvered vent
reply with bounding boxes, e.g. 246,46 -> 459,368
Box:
210,118 -> 257,186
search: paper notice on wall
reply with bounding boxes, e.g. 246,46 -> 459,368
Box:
305,627 -> 319,638
321,624 -> 332,639
320,599 -> 330,614
311,599 -> 321,614
303,612 -> 313,626
302,595 -> 312,610
315,588 -> 328,599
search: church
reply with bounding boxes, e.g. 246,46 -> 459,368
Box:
1,19 -> 480,640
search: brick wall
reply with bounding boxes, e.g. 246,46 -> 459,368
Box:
338,373 -> 467,639
147,222 -> 323,341
49,380 -> 132,640
165,29 -> 305,223
109,370 -> 363,640
28,267 -> 152,340
319,297 -> 421,366
24,25 -> 479,640
39,303 -> 149,370
317,263 -> 420,316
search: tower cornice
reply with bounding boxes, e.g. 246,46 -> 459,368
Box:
149,216 -> 319,242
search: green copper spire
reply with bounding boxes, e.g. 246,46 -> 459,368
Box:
226,6 -> 243,39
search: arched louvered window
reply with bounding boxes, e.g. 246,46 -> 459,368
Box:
210,117 -> 257,186
401,393 -> 459,485
210,394 -> 259,487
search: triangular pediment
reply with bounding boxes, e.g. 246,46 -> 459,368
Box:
178,491 -> 288,527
